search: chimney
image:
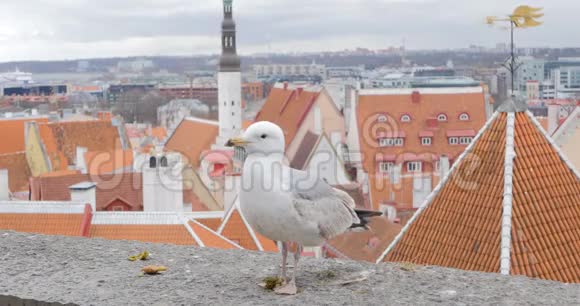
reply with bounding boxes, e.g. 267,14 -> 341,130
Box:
411,91 -> 421,103
547,103 -> 559,135
296,87 -> 303,96
31,109 -> 38,116
143,154 -> 183,212
440,155 -> 450,178
0,169 -> 9,200
76,146 -> 88,174
69,182 -> 97,211
283,82 -> 289,90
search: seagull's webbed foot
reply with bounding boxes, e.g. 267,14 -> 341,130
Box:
274,279 -> 297,295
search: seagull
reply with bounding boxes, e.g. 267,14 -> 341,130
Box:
227,121 -> 381,295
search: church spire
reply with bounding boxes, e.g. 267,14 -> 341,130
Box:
219,0 -> 240,72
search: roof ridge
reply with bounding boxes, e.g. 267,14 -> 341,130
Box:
184,116 -> 219,126
182,216 -> 205,247
359,87 -> 483,96
553,106 -> 580,141
375,111 -> 501,263
526,111 -> 580,180
500,112 -> 516,275
188,218 -> 243,249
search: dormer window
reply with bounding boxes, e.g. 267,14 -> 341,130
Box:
377,115 -> 387,123
459,113 -> 470,121
437,114 -> 448,122
400,114 -> 411,122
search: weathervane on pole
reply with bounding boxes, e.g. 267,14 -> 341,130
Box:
487,6 -> 544,95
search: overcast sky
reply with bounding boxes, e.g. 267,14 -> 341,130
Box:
0,0 -> 575,61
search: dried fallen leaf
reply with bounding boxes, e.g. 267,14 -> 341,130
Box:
259,277 -> 284,290
400,262 -> 417,272
128,251 -> 150,261
331,271 -> 372,286
141,265 -> 167,275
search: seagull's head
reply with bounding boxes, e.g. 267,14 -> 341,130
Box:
226,121 -> 285,155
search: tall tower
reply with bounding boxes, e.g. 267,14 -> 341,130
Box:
217,0 -> 242,145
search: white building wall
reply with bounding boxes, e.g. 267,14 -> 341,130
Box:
307,137 -> 351,186
218,71 -> 242,144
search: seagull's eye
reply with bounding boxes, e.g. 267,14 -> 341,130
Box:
261,134 -> 267,139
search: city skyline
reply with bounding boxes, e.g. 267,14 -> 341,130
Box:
0,0 -> 577,61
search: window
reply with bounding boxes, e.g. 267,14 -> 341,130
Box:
437,114 -> 448,121
460,137 -> 473,145
421,137 -> 432,146
435,161 -> 441,172
160,156 -> 168,167
379,138 -> 394,147
395,138 -> 404,146
401,114 -> 411,122
459,113 -> 470,121
407,161 -> 422,173
377,115 -> 387,123
112,206 -> 125,212
232,101 -> 235,106
149,156 -> 157,168
449,137 -> 459,145
379,162 -> 394,173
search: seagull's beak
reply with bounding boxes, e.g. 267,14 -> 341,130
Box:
225,137 -> 250,147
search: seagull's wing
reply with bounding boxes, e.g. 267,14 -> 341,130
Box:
286,168 -> 360,240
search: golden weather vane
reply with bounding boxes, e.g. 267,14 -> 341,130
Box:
486,6 -> 544,94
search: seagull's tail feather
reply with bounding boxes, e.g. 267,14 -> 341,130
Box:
349,209 -> 383,231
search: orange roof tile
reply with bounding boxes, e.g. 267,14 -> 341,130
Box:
197,218 -> 222,231
0,117 -> 49,155
90,224 -> 197,245
256,87 -> 319,148
0,152 -> 32,192
39,120 -> 123,165
379,109 -> 580,283
357,88 -> 487,210
217,204 -> 278,252
149,127 -> 167,141
326,217 -> 402,262
165,118 -> 218,168
188,221 -> 239,250
84,150 -> 134,175
0,213 -> 85,236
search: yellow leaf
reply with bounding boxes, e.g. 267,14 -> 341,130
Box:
141,265 -> 168,275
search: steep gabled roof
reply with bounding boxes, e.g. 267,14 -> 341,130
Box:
377,109 -> 580,283
216,198 -> 278,252
255,86 -> 320,148
165,117 -> 219,168
38,120 -> 124,165
84,150 -> 134,175
289,131 -> 320,169
0,117 -> 49,155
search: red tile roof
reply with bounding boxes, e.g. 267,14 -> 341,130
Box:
84,150 -> 134,175
0,204 -> 92,237
39,120 -> 123,165
0,117 -> 48,155
255,87 -> 320,148
326,217 -> 402,262
379,110 -> 580,283
0,152 -> 31,192
165,118 -> 219,168
90,224 -> 198,245
188,221 -> 240,250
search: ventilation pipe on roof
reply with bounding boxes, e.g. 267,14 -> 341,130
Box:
0,169 -> 9,201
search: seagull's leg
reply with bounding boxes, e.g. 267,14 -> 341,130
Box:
278,241 -> 288,281
275,243 -> 301,295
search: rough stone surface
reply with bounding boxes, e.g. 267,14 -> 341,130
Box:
1,231 -> 579,305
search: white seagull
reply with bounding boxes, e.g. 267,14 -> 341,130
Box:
227,121 -> 380,295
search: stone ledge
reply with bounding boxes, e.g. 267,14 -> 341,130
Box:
1,231 -> 579,305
